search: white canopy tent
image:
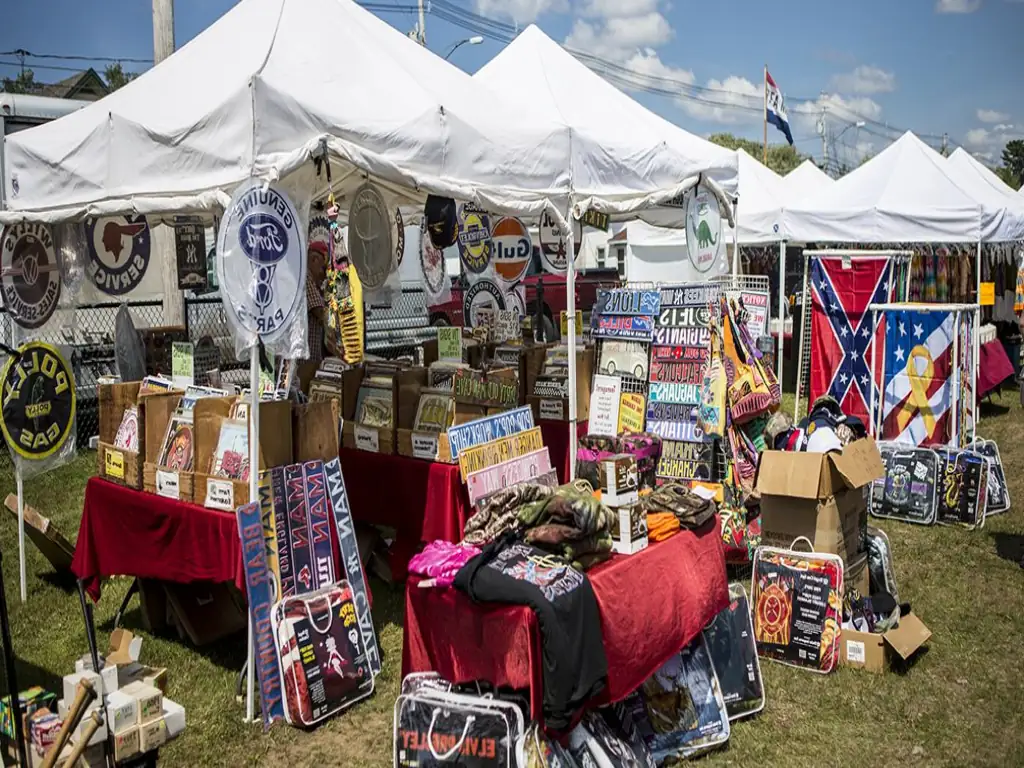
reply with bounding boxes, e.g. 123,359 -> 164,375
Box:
946,149 -> 1024,239
948,148 -> 1021,198
781,159 -> 834,202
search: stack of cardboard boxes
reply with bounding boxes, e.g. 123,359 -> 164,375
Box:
598,455 -> 648,555
756,437 -> 931,673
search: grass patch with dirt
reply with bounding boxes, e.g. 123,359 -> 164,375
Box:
2,397 -> 1023,767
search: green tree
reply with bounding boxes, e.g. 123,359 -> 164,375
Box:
103,62 -> 137,91
1001,139 -> 1024,186
1,69 -> 37,94
707,133 -> 805,175
993,165 -> 1021,191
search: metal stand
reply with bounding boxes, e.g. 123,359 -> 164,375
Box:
113,579 -> 141,629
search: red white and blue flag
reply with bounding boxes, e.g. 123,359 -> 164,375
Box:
881,308 -> 955,447
765,69 -> 793,146
810,257 -> 895,424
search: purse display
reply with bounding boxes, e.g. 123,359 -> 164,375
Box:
703,583 -> 765,721
934,448 -> 989,529
969,438 -> 1010,516
870,443 -> 939,525
394,687 -> 525,767
271,583 -> 374,728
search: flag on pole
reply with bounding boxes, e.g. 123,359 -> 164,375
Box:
809,257 -> 895,425
765,70 -> 793,146
881,308 -> 956,447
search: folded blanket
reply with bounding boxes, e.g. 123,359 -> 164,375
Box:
642,483 -> 716,529
464,483 -> 554,546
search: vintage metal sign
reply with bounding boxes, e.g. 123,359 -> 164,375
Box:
658,306 -> 711,328
533,375 -> 569,400
458,427 -> 544,480
647,419 -> 704,443
1,222 -> 62,330
594,289 -> 661,317
593,314 -> 654,341
647,402 -> 699,422
452,368 -> 518,408
652,326 -> 711,347
87,214 -> 152,296
446,405 -> 535,459
657,439 -> 715,481
649,359 -> 706,385
659,283 -> 720,309
651,345 -> 710,363
174,216 -> 208,291
0,341 -> 76,461
649,382 -> 702,405
466,448 -> 553,506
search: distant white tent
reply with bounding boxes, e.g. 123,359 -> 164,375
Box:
781,159 -> 834,202
945,149 -> 1024,242
948,148 -> 1021,199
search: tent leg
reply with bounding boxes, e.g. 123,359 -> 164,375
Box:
777,241 -> 786,383
16,471 -> 25,603
566,217 -> 578,481
245,352 -> 259,724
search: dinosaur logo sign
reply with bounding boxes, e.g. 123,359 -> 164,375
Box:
86,215 -> 152,296
685,185 -> 724,275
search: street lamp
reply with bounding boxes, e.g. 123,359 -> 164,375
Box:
835,120 -> 866,142
444,36 -> 484,60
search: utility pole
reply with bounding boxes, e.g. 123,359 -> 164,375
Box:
153,0 -> 184,326
417,0 -> 426,44
941,133 -> 949,157
817,102 -> 828,175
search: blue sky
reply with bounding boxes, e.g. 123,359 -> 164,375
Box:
2,0 -> 1022,167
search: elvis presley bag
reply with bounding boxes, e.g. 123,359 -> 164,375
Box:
870,443 -> 939,525
394,688 -> 525,768
702,583 -> 765,721
934,448 -> 989,530
271,582 -> 374,727
968,438 -> 1010,516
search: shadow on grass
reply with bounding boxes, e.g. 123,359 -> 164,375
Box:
37,570 -> 80,595
990,532 -> 1024,568
979,401 -> 1012,418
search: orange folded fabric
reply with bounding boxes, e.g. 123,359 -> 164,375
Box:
647,512 -> 680,542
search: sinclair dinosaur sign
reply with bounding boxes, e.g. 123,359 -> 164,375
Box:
685,184 -> 725,275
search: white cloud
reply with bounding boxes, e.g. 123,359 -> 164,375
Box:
977,108 -> 1010,123
681,76 -> 761,125
565,11 -> 674,60
620,47 -> 695,84
935,0 -> 982,12
831,65 -> 896,95
856,140 -> 876,157
578,0 -> 660,17
964,123 -> 1023,160
966,127 -> 990,146
474,0 -> 567,23
790,93 -> 883,133
994,123 -> 1016,132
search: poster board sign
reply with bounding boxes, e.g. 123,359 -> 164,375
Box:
618,393 -> 645,434
588,375 -> 622,437
437,327 -> 462,363
171,342 -> 194,389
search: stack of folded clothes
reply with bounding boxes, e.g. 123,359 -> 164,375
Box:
640,483 -> 717,531
463,484 -> 554,546
519,481 -> 615,571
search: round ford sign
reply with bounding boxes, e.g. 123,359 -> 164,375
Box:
217,180 -> 306,345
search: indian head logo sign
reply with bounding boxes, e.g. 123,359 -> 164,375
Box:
86,215 -> 152,296
217,180 -> 306,345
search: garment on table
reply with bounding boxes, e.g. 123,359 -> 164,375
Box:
454,533 -> 608,731
641,483 -> 716,529
519,484 -> 614,570
646,512 -> 680,542
408,540 -> 481,587
463,483 -> 554,546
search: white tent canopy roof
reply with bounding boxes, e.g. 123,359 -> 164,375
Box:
781,159 -> 833,202
2,0 -> 730,226
727,149 -> 786,244
785,132 -> 985,243
944,149 -> 1024,241
472,24 -> 739,221
948,148 -> 1020,198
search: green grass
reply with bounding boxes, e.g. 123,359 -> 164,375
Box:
2,395 -> 1023,767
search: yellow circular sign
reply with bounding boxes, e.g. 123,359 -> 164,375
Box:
0,341 -> 76,460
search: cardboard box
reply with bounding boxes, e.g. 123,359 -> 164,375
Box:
599,454 -> 640,507
29,711 -> 60,757
63,671 -> 102,706
527,347 -> 595,423
105,690 -> 138,735
610,505 -> 648,555
755,437 -> 883,564
138,717 -> 168,751
292,399 -> 342,463
117,664 -> 167,695
96,382 -> 166,489
113,725 -> 141,762
194,396 -> 293,510
394,367 -> 488,463
162,698 -> 186,739
339,366 -> 411,455
840,612 -> 932,673
121,681 -> 162,725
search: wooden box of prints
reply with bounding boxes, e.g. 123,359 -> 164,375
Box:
194,397 -> 294,511
527,347 -> 595,422
396,367 -> 472,463
293,399 -> 342,463
339,365 -> 410,455
142,389 -> 194,502
96,382 -> 147,489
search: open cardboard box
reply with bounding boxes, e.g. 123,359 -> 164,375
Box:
142,389 -> 194,502
840,611 -> 932,673
194,397 -> 293,510
395,367 -> 487,463
527,346 -> 595,423
293,399 -> 342,463
755,436 -> 884,564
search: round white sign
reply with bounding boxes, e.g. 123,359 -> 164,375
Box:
685,184 -> 724,275
537,210 -> 582,275
1,223 -> 62,330
489,217 -> 532,286
86,214 -> 151,296
348,183 -> 393,291
463,279 -> 506,329
216,180 -> 306,344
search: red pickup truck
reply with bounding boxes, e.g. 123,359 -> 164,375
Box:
429,250 -> 621,341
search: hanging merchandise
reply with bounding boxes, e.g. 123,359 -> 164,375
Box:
869,443 -> 939,525
0,222 -> 62,331
457,203 -> 493,276
968,438 -> 1010,515
419,218 -> 451,306
627,634 -> 731,762
424,195 -> 459,249
684,184 -> 726,277
85,214 -> 152,296
703,583 -> 765,721
324,201 -> 364,365
489,217 -> 532,285
0,341 -> 76,477
348,182 -> 394,292
272,583 -> 375,728
463,279 -> 506,329
217,179 -> 308,357
751,542 -> 844,674
174,215 -> 208,291
537,208 -> 582,275
934,448 -> 989,529
696,326 -> 726,439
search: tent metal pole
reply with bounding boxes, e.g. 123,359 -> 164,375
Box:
245,352 -> 259,723
975,241 -> 981,443
16,470 -> 25,602
777,240 -> 786,383
566,216 -> 578,481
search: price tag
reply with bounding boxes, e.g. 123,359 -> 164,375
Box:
411,432 -> 439,460
156,470 -> 180,499
105,449 -> 125,480
538,399 -> 565,421
355,426 -> 380,453
206,478 -> 235,511
845,640 -> 866,664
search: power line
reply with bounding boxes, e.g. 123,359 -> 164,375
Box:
0,49 -> 151,64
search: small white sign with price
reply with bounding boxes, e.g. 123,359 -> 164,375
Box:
539,399 -> 565,420
156,470 -> 180,499
355,426 -> 380,453
206,478 -> 235,511
411,432 -> 440,460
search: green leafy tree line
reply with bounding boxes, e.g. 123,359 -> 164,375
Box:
707,132 -> 806,175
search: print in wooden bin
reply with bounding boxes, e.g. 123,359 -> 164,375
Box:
95,382 -> 154,489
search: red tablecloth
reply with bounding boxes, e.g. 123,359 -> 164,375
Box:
339,424 -> 586,579
402,521 -> 729,725
72,478 -> 244,601
978,338 -> 1014,399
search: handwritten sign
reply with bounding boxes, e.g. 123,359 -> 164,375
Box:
206,478 -> 235,510
437,326 -> 462,362
171,342 -> 194,389
354,426 -> 380,453
411,432 -> 440,460
618,393 -> 645,433
589,374 -> 622,436
494,310 -> 521,343
458,427 -> 544,479
156,469 -> 180,499
538,399 -> 565,421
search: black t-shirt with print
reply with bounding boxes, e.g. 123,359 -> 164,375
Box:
454,533 -> 608,731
